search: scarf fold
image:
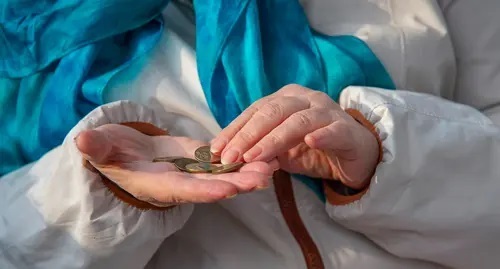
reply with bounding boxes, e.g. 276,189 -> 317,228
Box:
194,0 -> 395,199
194,0 -> 395,128
0,0 -> 394,199
0,0 -> 169,175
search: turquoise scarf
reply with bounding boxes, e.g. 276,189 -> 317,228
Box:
0,0 -> 394,199
194,0 -> 395,199
0,0 -> 169,175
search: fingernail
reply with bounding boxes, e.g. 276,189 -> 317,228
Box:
243,147 -> 262,162
211,139 -> 226,154
225,193 -> 238,199
221,149 -> 239,164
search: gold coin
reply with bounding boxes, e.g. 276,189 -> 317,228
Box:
185,162 -> 219,173
174,158 -> 199,172
194,146 -> 221,163
211,162 -> 244,174
152,156 -> 184,163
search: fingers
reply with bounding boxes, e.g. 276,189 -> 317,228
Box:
242,108 -> 334,162
96,160 -> 274,204
134,172 -> 240,203
304,121 -> 357,160
276,143 -> 337,179
210,95 -> 276,154
304,121 -> 374,189
75,129 -> 113,164
194,172 -> 271,193
189,161 -> 275,193
96,163 -> 240,203
219,97 -> 310,164
212,85 -> 346,165
211,86 -> 312,155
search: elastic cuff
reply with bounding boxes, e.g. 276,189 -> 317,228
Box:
82,121 -> 174,211
324,180 -> 369,205
323,108 -> 383,205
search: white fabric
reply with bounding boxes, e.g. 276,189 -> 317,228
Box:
438,0 -> 500,119
2,1 -> 500,269
0,102 -> 194,269
330,86 -> 500,268
302,0 -> 456,99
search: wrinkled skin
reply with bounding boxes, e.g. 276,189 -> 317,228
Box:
211,84 -> 379,189
76,124 -> 278,207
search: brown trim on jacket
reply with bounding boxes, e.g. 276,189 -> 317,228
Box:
274,170 -> 325,269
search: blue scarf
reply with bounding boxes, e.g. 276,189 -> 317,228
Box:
195,0 -> 394,127
0,0 -> 169,175
1,0 -> 394,199
194,0 -> 395,198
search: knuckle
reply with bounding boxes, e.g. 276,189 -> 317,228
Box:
293,112 -> 312,128
253,95 -> 274,109
309,90 -> 329,100
266,133 -> 283,147
246,105 -> 260,115
236,130 -> 255,144
237,106 -> 259,122
316,107 -> 332,116
258,101 -> 284,119
215,135 -> 230,145
279,83 -> 302,94
309,91 -> 336,108
333,121 -> 352,137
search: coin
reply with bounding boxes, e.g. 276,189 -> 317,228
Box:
211,162 -> 244,174
152,156 -> 184,163
185,162 -> 219,173
173,158 -> 199,172
194,146 -> 221,163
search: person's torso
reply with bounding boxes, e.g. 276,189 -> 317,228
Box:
103,2 -> 455,268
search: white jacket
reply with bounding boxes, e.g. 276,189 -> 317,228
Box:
2,1 -> 500,268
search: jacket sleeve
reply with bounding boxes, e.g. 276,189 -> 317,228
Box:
0,101 -> 194,269
325,86 -> 500,269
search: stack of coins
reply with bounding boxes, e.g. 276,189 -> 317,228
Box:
152,146 -> 243,174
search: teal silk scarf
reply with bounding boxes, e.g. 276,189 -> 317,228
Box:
0,0 -> 394,200
194,0 -> 395,199
0,0 -> 169,175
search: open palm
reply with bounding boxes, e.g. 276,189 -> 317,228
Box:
76,124 -> 275,207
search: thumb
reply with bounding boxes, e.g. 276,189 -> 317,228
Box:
304,121 -> 357,160
75,129 -> 113,164
305,121 -> 377,189
304,122 -> 366,188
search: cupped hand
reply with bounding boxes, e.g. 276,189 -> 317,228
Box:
75,124 -> 277,207
210,84 -> 380,189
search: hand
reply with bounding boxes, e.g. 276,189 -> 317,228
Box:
210,84 -> 380,189
75,124 -> 277,207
